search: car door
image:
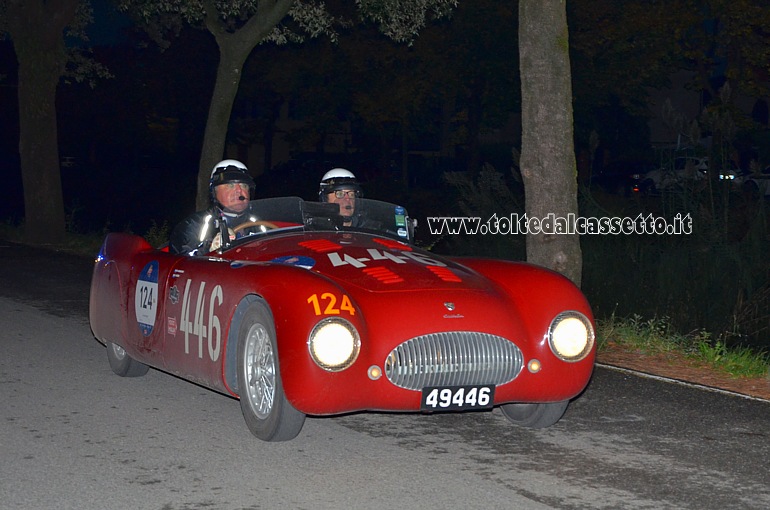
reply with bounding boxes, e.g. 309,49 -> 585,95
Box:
158,256 -> 235,392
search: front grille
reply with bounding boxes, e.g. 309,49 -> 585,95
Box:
384,332 -> 523,390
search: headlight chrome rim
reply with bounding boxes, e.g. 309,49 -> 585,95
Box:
308,317 -> 360,372
548,311 -> 594,362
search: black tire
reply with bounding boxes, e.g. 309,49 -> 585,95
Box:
236,299 -> 306,442
500,401 -> 569,429
106,341 -> 150,377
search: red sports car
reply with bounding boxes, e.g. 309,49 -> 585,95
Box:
89,197 -> 595,441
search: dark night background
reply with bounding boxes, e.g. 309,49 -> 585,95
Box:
2,1 -> 770,351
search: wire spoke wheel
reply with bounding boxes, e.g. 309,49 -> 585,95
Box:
236,298 -> 306,441
243,323 -> 275,419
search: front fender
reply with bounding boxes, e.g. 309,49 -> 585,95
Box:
454,257 -> 597,398
453,257 -> 595,330
220,263 -> 366,404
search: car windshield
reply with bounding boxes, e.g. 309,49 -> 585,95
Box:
228,196 -> 413,246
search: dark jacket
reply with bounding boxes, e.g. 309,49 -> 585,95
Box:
169,205 -> 259,255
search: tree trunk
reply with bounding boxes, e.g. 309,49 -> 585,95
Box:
195,0 -> 294,210
518,0 -> 582,285
196,42 -> 251,209
7,0 -> 78,245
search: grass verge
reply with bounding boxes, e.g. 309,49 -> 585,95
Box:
0,220 -> 170,257
597,314 -> 770,380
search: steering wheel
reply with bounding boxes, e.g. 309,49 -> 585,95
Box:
232,220 -> 280,235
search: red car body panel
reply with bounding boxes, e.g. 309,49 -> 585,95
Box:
90,200 -> 595,417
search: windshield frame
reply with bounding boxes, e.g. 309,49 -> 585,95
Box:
221,196 -> 413,251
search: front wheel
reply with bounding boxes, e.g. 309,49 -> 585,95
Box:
106,341 -> 149,377
236,299 -> 305,442
500,401 -> 569,429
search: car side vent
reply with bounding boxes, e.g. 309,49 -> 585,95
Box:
384,332 -> 523,390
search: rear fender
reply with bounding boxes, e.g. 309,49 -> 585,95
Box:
89,233 -> 153,347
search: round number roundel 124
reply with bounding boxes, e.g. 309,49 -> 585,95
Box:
135,260 -> 159,337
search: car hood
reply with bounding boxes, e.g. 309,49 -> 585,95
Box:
225,230 -> 493,294
223,231 -> 528,339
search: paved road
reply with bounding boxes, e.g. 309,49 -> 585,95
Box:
1,241 -> 769,509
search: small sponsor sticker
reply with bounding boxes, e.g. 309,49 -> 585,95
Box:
272,255 -> 316,269
169,285 -> 179,304
167,317 -> 177,336
230,261 -> 262,269
394,206 -> 406,227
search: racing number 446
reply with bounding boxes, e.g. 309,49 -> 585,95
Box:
179,280 -> 223,361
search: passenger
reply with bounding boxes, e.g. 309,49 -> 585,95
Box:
318,168 -> 362,227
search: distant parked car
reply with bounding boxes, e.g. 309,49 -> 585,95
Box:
639,156 -> 741,193
591,160 -> 655,196
716,160 -> 744,186
640,156 -> 707,192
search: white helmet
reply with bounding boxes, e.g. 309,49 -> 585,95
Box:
211,159 -> 248,178
319,168 -> 361,201
209,159 -> 254,205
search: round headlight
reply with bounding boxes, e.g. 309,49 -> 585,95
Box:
548,311 -> 594,362
308,317 -> 360,371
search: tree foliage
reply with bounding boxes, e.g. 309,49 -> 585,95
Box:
569,0 -> 770,162
676,0 -> 770,102
118,0 -> 458,209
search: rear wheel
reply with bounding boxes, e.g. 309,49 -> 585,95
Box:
236,299 -> 305,441
500,401 -> 569,429
106,341 -> 149,377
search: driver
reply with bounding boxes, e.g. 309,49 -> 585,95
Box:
319,168 -> 362,227
169,159 -> 260,255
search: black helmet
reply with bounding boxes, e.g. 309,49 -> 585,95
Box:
319,168 -> 361,202
209,159 -> 255,205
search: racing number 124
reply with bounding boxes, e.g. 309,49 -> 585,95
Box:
307,293 -> 355,316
